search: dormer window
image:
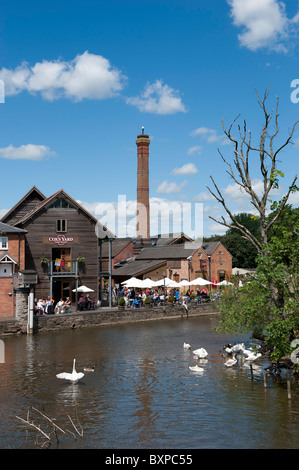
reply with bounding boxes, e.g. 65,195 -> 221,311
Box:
0,237 -> 8,250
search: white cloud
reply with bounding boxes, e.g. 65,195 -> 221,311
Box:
190,126 -> 228,145
227,0 -> 299,52
193,191 -> 215,203
0,51 -> 127,101
187,145 -> 202,155
171,163 -> 198,176
126,79 -> 187,115
156,180 -> 187,194
0,144 -> 56,160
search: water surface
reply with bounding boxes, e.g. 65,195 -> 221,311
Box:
0,315 -> 298,449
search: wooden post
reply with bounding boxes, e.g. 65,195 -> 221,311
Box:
263,372 -> 267,388
287,381 -> 292,400
250,364 -> 253,380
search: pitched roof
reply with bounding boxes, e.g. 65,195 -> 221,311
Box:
136,245 -> 196,260
150,232 -> 193,246
0,186 -> 46,225
201,241 -> 232,257
100,238 -> 133,257
112,258 -> 167,278
0,222 -> 27,234
13,189 -> 115,238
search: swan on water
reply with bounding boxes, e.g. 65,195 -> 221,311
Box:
189,365 -> 204,372
84,366 -> 95,372
244,352 -> 262,361
193,348 -> 208,358
231,343 -> 245,353
224,357 -> 238,367
56,359 -> 84,384
183,343 -> 191,349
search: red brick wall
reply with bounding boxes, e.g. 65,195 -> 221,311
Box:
0,233 -> 26,317
190,244 -> 232,283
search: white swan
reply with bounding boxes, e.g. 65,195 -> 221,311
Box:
193,348 -> 208,358
56,359 -> 84,384
224,357 -> 237,367
244,352 -> 262,362
231,343 -> 245,353
189,365 -> 204,372
183,343 -> 191,349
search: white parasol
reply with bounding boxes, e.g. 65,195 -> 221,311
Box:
189,277 -> 212,286
72,285 -> 94,292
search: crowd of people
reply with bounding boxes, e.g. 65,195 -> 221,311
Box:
114,286 -> 221,308
34,296 -> 71,315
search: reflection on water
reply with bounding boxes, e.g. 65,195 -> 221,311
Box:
0,315 -> 299,449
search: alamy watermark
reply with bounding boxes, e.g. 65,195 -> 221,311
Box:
0,79 -> 4,103
95,196 -> 204,250
290,80 -> 299,103
0,339 -> 4,363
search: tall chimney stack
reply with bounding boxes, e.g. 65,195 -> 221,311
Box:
136,127 -> 150,240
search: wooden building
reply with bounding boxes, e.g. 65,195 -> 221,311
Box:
1,187 -> 112,305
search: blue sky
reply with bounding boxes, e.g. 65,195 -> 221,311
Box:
0,0 -> 299,237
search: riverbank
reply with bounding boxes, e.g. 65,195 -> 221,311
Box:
0,302 -> 218,336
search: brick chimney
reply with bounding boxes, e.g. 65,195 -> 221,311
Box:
136,127 -> 150,240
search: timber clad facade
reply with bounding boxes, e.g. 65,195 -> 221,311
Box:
1,187 -> 108,306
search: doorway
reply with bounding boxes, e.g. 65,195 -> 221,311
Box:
52,279 -> 72,302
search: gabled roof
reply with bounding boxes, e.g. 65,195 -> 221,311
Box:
136,245 -> 196,260
112,258 -> 167,278
13,188 -> 115,238
0,252 -> 18,264
0,186 -> 46,224
0,222 -> 27,234
150,232 -> 193,246
100,238 -> 133,258
201,241 -> 232,257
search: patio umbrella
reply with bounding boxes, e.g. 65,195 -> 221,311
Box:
217,280 -> 233,286
72,285 -> 94,292
189,277 -> 212,286
121,277 -> 145,288
141,278 -> 157,288
178,280 -> 192,287
154,277 -> 180,287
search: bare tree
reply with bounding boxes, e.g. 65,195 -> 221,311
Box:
207,88 -> 298,255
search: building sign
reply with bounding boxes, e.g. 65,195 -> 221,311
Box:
200,260 -> 207,271
48,235 -> 74,246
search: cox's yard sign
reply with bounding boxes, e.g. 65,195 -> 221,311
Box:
48,235 -> 74,246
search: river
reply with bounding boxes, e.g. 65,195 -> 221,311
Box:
0,315 -> 298,449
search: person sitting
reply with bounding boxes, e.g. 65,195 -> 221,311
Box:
36,299 -> 45,315
45,296 -> 54,315
78,295 -> 85,310
64,297 -> 71,312
55,298 -> 65,314
85,294 -> 92,310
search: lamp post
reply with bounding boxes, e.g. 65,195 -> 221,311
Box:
162,271 -> 166,302
208,255 -> 211,291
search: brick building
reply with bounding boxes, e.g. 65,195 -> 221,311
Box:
0,222 -> 26,317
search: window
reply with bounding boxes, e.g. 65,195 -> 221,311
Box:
49,198 -> 75,209
0,237 -> 8,250
56,219 -> 67,232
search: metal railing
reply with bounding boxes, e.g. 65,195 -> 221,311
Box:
48,261 -> 78,276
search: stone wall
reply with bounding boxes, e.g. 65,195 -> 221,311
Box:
0,302 -> 219,336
